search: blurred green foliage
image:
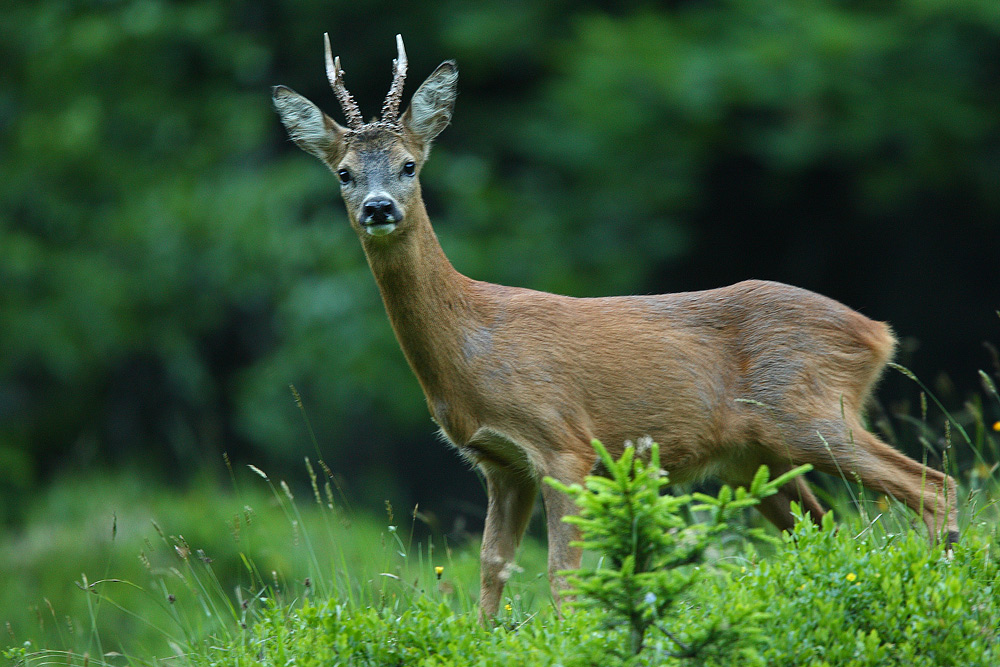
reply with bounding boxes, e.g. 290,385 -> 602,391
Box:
2,1 -> 999,521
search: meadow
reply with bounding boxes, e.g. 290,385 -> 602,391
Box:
3,368 -> 999,666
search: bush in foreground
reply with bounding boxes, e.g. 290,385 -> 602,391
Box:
736,511 -> 999,667
546,438 -> 808,660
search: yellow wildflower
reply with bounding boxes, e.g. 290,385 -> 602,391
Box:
434,566 -> 444,580
993,421 -> 1000,432
505,604 -> 512,612
846,572 -> 857,582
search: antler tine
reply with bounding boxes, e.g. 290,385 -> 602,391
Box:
380,34 -> 408,124
324,32 -> 364,129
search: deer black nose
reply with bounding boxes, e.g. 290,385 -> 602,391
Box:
362,199 -> 398,224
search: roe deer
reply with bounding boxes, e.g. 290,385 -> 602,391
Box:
273,35 -> 959,620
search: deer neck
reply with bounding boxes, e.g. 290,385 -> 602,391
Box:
359,202 -> 478,398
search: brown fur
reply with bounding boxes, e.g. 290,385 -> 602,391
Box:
274,39 -> 959,623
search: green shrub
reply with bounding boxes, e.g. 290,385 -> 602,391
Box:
731,510 -> 1000,666
545,438 -> 808,662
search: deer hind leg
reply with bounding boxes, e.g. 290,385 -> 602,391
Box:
478,467 -> 538,623
721,462 -> 825,533
786,419 -> 959,545
849,428 -> 959,545
540,448 -> 597,614
756,473 -> 826,531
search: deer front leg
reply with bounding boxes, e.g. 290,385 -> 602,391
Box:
478,467 -> 538,623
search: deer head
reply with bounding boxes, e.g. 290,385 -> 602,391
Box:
273,34 -> 458,239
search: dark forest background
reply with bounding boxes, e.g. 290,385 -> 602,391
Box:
2,0 -> 999,530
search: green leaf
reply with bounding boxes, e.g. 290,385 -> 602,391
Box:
749,464 -> 771,495
767,464 -> 814,491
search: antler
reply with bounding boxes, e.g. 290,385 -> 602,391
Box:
380,34 -> 408,124
324,32 -> 364,129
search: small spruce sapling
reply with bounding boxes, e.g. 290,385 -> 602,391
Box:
545,438 -> 811,659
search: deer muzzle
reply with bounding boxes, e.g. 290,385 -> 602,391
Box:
360,198 -> 401,236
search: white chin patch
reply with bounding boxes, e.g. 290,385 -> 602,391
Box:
364,223 -> 397,237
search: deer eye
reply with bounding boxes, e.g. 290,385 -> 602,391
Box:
402,161 -> 416,177
337,169 -> 352,184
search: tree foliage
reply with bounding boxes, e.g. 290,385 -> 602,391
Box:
546,439 -> 808,659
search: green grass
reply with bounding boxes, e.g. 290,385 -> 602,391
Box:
0,460 -> 549,664
3,369 -> 1000,665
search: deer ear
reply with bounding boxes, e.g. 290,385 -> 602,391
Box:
402,61 -> 458,153
273,85 -> 345,162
